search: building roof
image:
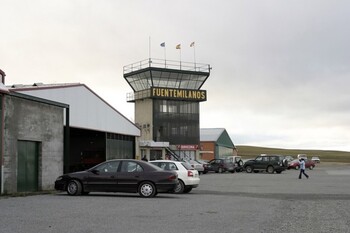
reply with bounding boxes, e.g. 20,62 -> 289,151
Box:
8,83 -> 140,136
200,128 -> 235,148
0,82 -> 9,93
200,128 -> 226,141
123,58 -> 211,92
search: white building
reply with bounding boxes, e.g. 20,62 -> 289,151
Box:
9,83 -> 140,173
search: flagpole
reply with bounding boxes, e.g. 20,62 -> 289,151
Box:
176,44 -> 181,69
180,48 -> 182,69
164,46 -> 167,67
193,44 -> 196,70
149,36 -> 151,66
161,42 -> 166,67
191,42 -> 196,70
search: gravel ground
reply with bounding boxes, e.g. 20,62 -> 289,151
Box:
0,163 -> 349,233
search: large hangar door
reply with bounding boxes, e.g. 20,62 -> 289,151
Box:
70,128 -> 106,172
17,140 -> 39,192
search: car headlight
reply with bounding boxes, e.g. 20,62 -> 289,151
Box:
56,176 -> 63,181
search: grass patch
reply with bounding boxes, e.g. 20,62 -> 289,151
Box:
236,145 -> 350,163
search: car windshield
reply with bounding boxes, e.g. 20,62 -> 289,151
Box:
197,160 -> 208,164
181,162 -> 193,170
145,162 -> 167,171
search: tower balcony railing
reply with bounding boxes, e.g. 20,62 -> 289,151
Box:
123,58 -> 211,75
126,89 -> 151,102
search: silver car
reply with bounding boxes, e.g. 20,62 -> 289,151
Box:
188,160 -> 205,174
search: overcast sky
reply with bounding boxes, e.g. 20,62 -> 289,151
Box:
1,0 -> 349,151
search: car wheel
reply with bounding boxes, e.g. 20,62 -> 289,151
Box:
174,180 -> 185,194
138,181 -> 156,198
183,187 -> 193,193
67,180 -> 82,196
218,167 -> 223,173
267,166 -> 274,174
295,165 -> 300,170
245,166 -> 253,173
309,165 -> 314,170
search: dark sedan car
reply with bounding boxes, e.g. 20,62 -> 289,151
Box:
243,155 -> 288,174
55,159 -> 178,198
206,158 -> 235,173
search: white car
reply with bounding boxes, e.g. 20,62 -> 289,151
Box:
150,160 -> 200,193
311,156 -> 321,163
297,154 -> 308,160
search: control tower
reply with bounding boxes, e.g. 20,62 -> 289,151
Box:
123,58 -> 211,161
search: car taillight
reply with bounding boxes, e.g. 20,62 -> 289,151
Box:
168,174 -> 177,181
188,170 -> 194,177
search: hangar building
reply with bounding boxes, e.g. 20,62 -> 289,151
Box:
10,83 -> 140,172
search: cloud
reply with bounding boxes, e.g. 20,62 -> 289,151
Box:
1,0 -> 350,151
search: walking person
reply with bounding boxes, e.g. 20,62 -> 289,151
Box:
299,158 -> 309,179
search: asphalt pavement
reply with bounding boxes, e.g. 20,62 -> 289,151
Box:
1,163 -> 349,233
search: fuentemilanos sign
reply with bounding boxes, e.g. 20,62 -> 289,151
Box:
151,87 -> 207,101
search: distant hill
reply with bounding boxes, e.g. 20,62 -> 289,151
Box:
236,145 -> 350,163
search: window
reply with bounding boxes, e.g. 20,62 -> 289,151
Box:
94,161 -> 120,173
181,162 -> 193,170
121,161 -> 144,172
168,163 -> 178,170
153,99 -> 200,144
168,105 -> 177,113
161,103 -> 167,112
160,162 -> 167,170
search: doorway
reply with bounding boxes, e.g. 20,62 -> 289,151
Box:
17,140 -> 39,192
150,150 -> 162,161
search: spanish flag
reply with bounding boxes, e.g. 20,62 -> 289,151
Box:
190,42 -> 195,47
176,44 -> 181,49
